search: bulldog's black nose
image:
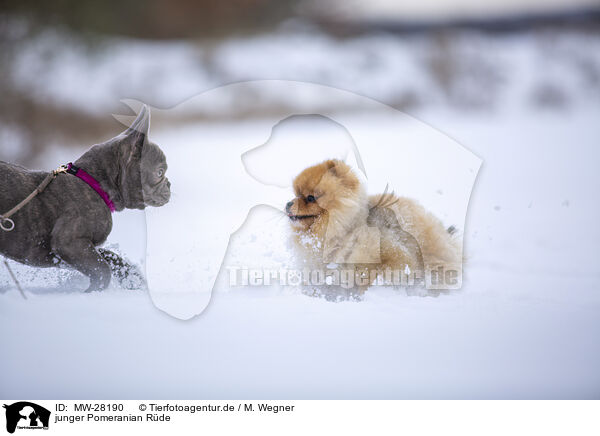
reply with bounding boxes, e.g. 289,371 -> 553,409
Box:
285,201 -> 294,212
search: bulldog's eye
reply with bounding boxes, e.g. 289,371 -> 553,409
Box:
157,169 -> 165,178
306,195 -> 316,203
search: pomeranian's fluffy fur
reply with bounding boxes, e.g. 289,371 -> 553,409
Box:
286,159 -> 461,293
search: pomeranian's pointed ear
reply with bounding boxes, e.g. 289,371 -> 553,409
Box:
124,105 -> 150,161
325,159 -> 348,177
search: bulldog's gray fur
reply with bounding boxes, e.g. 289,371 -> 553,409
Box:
0,106 -> 170,292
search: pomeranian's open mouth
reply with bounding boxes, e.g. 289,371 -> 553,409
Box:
288,214 -> 318,221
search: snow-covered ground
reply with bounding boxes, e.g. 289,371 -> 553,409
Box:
1,29 -> 599,399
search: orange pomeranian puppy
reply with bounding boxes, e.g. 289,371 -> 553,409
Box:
285,159 -> 461,295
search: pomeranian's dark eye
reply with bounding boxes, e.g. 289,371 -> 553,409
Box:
157,169 -> 165,178
306,195 -> 316,203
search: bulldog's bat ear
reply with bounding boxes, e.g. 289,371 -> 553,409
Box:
126,104 -> 150,135
124,104 -> 150,161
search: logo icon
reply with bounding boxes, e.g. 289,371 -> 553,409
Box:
3,402 -> 50,434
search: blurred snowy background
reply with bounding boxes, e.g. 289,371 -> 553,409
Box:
1,0 -> 599,399
1,0 -> 599,165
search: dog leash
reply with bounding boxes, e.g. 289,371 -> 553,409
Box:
1,163 -> 116,232
0,164 -> 68,299
0,165 -> 69,232
3,260 -> 27,300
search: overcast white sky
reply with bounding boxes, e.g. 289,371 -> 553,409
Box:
320,0 -> 599,21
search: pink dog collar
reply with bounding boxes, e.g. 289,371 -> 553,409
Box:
66,163 -> 116,213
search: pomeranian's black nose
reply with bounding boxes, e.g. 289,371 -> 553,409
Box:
285,201 -> 294,212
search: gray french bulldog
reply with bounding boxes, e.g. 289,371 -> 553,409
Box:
0,105 -> 170,292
